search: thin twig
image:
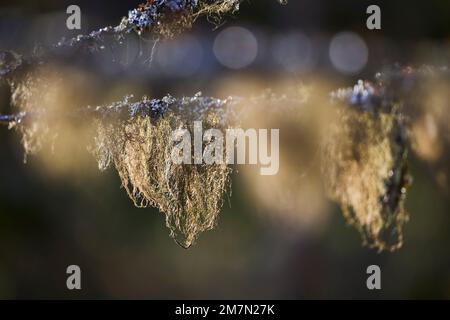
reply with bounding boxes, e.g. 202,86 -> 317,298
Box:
0,0 -> 232,79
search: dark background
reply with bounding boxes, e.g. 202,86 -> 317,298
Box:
0,0 -> 449,299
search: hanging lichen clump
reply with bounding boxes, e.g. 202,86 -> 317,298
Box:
323,80 -> 411,251
7,66 -> 62,159
91,94 -> 236,248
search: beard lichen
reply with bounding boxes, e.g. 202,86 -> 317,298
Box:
111,0 -> 244,39
91,94 -> 234,248
322,103 -> 410,251
7,67 -> 61,160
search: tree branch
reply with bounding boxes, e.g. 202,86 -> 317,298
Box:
0,0 -> 244,79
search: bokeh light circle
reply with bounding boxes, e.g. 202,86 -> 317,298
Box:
329,32 -> 368,74
213,26 -> 258,69
272,32 -> 315,73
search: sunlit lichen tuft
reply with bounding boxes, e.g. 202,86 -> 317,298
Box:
322,96 -> 410,251
91,93 -> 235,248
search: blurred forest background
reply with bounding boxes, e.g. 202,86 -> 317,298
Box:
0,0 -> 449,299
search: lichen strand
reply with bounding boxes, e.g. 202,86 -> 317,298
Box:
194,0 -> 240,25
7,68 -> 60,160
322,106 -> 410,251
123,0 -> 241,38
92,95 -> 234,248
